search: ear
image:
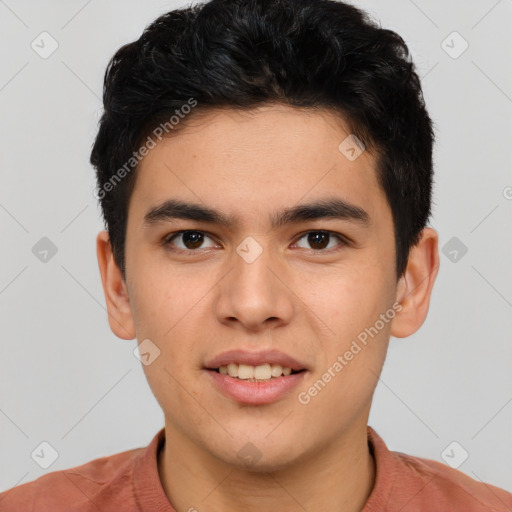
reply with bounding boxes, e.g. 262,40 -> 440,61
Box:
391,227 -> 440,338
96,230 -> 136,340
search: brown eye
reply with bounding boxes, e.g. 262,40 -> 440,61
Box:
165,231 -> 217,251
294,231 -> 346,251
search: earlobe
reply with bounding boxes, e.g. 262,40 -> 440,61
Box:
96,230 -> 136,340
390,227 -> 440,339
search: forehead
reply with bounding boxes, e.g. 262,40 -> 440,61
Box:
129,105 -> 389,231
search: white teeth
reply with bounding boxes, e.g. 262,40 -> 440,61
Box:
217,363 -> 294,380
227,363 -> 238,377
253,363 -> 271,380
237,364 -> 254,380
270,364 -> 283,377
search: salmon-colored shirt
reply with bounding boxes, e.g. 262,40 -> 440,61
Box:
1,426 -> 511,511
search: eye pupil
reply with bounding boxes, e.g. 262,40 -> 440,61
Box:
308,232 -> 329,250
183,231 -> 204,249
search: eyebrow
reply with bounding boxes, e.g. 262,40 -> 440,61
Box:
143,197 -> 371,230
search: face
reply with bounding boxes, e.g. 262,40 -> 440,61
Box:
97,104 -> 437,470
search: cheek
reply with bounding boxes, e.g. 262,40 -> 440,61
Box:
302,263 -> 390,337
128,259 -> 204,337
128,269 -> 212,399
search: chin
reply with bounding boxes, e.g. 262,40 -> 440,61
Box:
206,429 -> 307,472
216,447 -> 301,473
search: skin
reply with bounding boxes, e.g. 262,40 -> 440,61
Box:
96,104 -> 439,512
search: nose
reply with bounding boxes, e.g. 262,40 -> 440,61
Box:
213,240 -> 295,333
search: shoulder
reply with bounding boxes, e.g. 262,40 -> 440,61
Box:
391,449 -> 512,511
0,446 -> 143,512
366,427 -> 512,511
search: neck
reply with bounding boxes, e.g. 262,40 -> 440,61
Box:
158,420 -> 376,512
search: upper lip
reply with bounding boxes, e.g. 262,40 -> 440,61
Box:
204,349 -> 307,371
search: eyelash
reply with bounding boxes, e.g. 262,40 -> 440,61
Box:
162,230 -> 349,255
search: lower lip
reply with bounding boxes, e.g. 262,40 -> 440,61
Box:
205,370 -> 307,405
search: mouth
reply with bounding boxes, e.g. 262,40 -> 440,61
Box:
204,363 -> 308,405
203,349 -> 309,404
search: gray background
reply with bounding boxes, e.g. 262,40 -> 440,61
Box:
1,0 -> 511,496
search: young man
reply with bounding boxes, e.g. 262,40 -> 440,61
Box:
1,0 -> 511,510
